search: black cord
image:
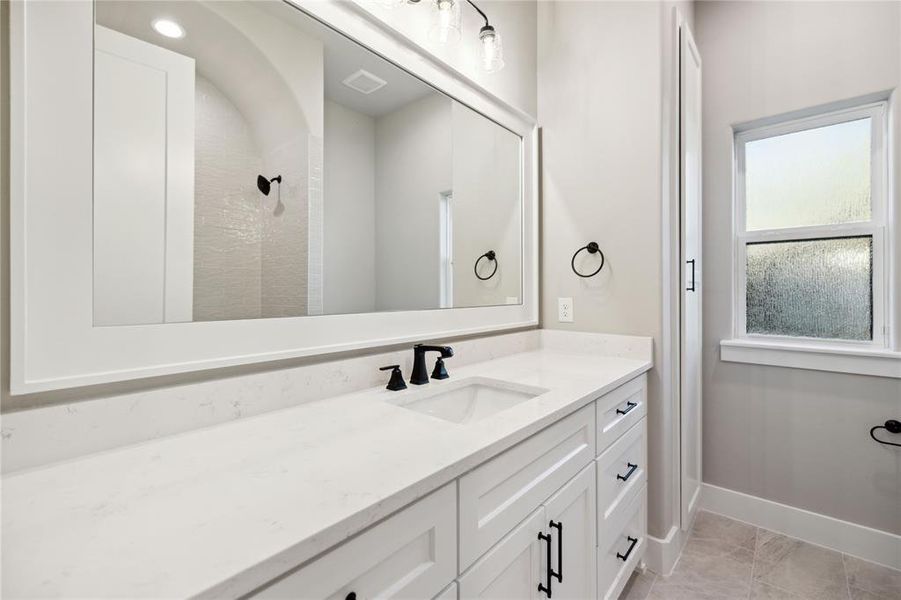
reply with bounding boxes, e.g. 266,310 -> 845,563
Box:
870,420 -> 901,447
466,0 -> 490,27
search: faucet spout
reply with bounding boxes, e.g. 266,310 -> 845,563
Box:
411,344 -> 454,385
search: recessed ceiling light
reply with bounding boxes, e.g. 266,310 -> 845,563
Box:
152,19 -> 185,39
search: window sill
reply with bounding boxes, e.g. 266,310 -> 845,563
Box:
720,339 -> 901,379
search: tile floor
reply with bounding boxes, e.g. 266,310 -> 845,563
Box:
621,511 -> 901,600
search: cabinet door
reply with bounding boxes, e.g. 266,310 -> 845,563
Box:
459,508 -> 547,600
544,464 -> 597,600
251,484 -> 456,599
459,404 -> 595,569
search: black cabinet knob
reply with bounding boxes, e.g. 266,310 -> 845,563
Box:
345,593 -> 357,600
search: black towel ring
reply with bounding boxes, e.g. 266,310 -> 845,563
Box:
474,250 -> 498,281
870,419 -> 901,448
571,242 -> 605,278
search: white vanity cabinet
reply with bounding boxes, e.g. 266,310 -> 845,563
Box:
249,374 -> 648,600
596,376 -> 648,599
458,404 -> 596,570
250,484 -> 457,600
458,464 -> 596,600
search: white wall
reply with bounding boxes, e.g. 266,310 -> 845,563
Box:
323,100 -> 377,314
538,0 -> 680,541
695,0 -> 901,535
324,97 -> 522,313
374,94 -> 453,311
451,102 -> 522,307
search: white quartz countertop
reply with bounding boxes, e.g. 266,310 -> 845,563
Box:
2,347 -> 650,598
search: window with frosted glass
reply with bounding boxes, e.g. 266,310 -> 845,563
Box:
746,237 -> 872,341
745,118 -> 871,231
735,103 -> 886,346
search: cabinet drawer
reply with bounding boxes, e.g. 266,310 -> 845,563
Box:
597,488 -> 646,600
459,404 -> 595,570
251,483 -> 456,600
596,375 -> 646,454
596,418 -> 646,538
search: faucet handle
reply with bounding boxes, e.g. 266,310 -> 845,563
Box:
379,365 -> 407,391
431,357 -> 449,380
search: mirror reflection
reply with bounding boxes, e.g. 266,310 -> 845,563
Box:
92,0 -> 522,326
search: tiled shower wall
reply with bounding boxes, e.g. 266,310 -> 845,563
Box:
193,76 -> 313,321
193,76 -> 264,320
261,136 -> 310,318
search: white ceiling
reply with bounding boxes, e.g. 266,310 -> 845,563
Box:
256,0 -> 439,117
95,0 -> 439,119
320,24 -> 438,117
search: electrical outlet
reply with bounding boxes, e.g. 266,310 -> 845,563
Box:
558,297 -> 573,323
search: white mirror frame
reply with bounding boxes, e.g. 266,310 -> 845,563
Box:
9,0 -> 538,394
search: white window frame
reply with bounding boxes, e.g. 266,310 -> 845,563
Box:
438,191 -> 454,309
732,102 -> 891,351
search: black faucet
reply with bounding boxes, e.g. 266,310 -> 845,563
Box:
379,365 -> 407,391
411,344 -> 454,385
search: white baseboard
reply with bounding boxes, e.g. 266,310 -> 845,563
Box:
701,483 -> 901,571
644,525 -> 688,576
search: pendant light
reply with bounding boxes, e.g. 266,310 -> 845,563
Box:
429,0 -> 462,44
478,24 -> 504,72
466,0 -> 505,72
399,0 -> 505,72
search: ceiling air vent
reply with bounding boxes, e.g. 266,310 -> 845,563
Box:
342,69 -> 388,95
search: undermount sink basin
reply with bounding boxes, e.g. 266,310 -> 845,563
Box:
388,377 -> 548,424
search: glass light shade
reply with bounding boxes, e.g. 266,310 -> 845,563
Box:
479,26 -> 504,72
429,0 -> 462,44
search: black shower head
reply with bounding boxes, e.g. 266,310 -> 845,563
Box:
257,174 -> 282,196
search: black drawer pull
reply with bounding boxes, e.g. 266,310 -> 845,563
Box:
345,594 -> 356,600
616,463 -> 638,482
616,401 -> 637,416
549,520 -> 563,583
616,536 -> 639,561
538,531 -> 553,597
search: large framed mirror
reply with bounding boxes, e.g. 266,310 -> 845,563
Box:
10,0 -> 537,393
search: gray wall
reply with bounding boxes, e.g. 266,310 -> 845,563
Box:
451,102 -> 522,308
695,0 -> 901,535
374,94 -> 453,311
323,100 -> 377,315
538,0 -> 692,540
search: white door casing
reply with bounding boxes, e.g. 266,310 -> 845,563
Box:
679,20 -> 703,529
